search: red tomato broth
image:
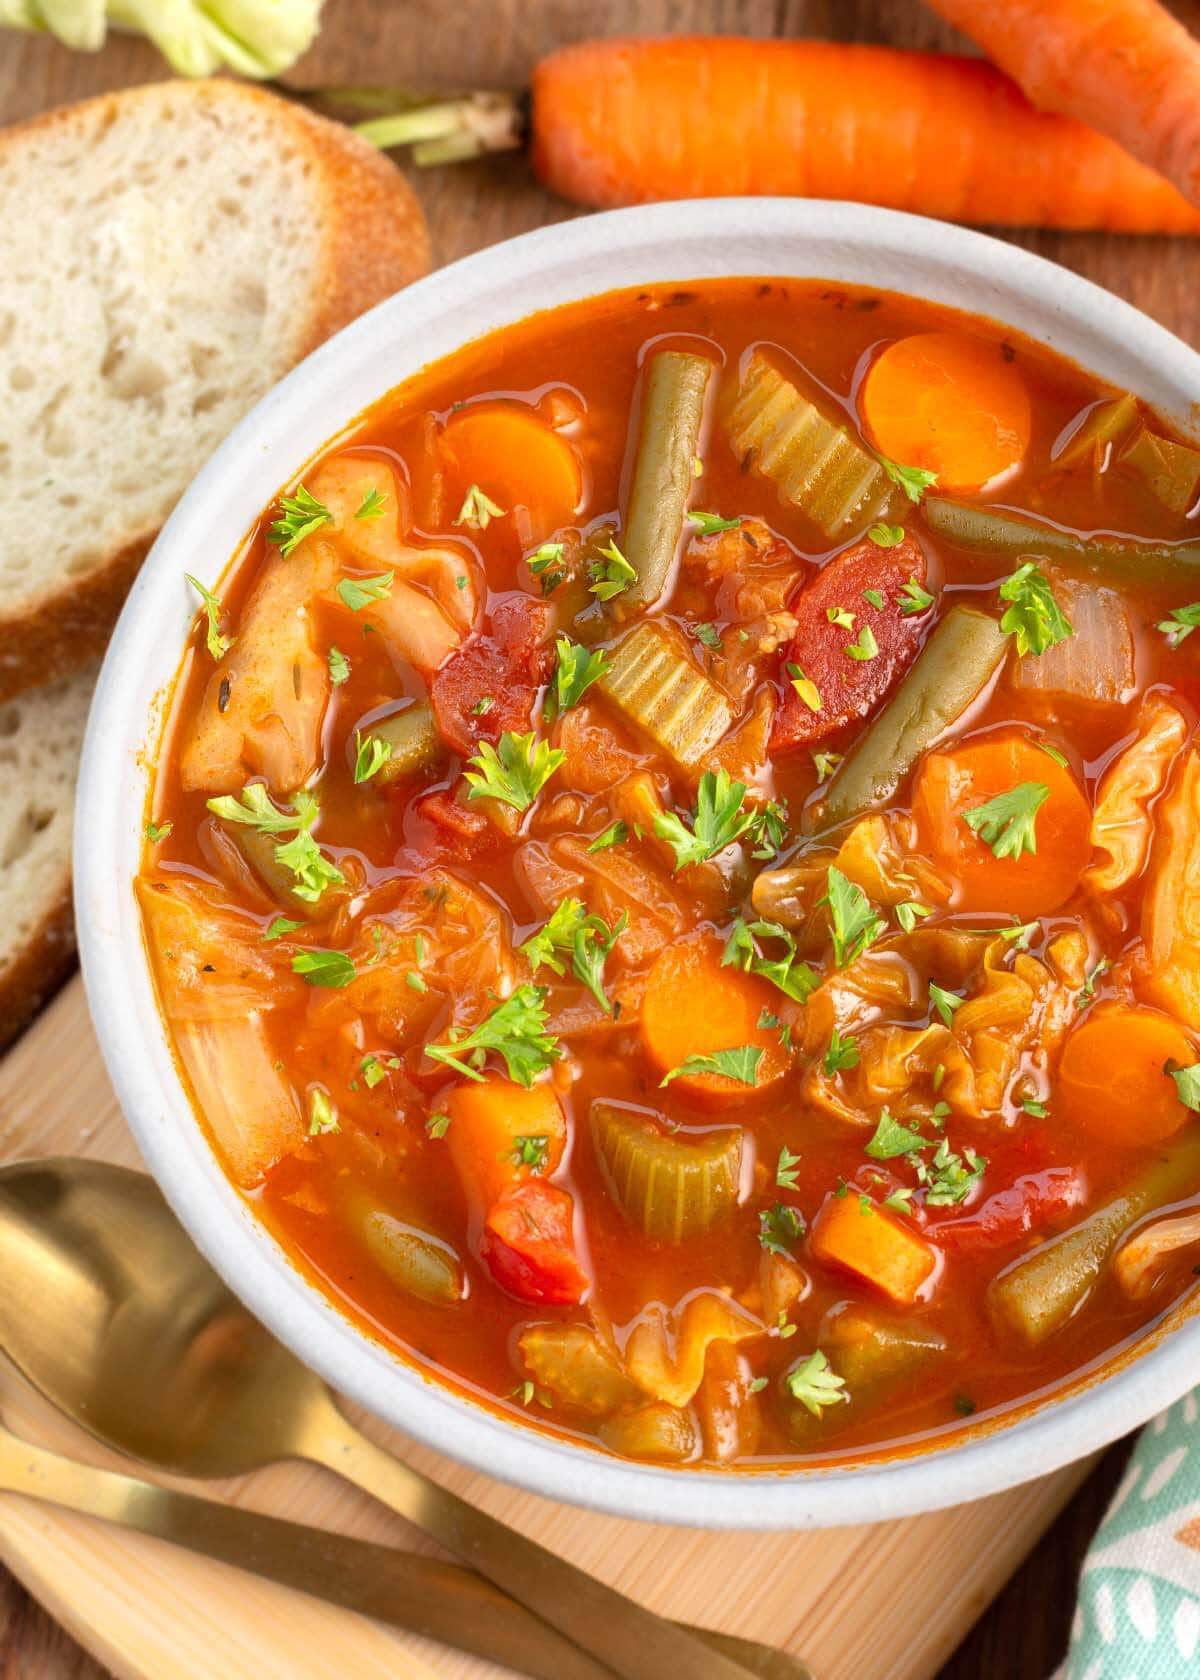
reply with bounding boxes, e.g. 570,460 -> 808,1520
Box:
139,278 -> 1200,1470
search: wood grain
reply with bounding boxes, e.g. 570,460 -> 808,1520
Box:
2,1 -> 1199,1676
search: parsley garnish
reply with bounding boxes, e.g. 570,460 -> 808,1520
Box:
360,1055 -> 388,1089
263,916 -> 303,940
1076,959 -> 1110,1010
963,782 -> 1049,861
587,820 -> 628,853
775,1146 -> 801,1190
464,731 -> 565,811
654,769 -> 758,870
328,646 -> 350,686
184,574 -> 233,660
688,511 -> 741,536
1168,1060 -> 1200,1111
862,588 -> 886,610
544,635 -> 609,723
268,485 -> 333,557
819,866 -> 885,967
355,488 -> 387,520
846,624 -> 879,661
917,1138 -> 986,1206
824,1028 -> 860,1076
426,1112 -> 452,1139
206,784 -> 344,904
589,538 -> 637,602
895,900 -> 932,934
749,799 -> 789,861
998,564 -> 1073,656
866,1110 -> 930,1159
868,524 -> 905,548
723,917 -> 819,1004
660,1046 -> 763,1088
511,1134 -> 550,1171
426,985 -> 560,1087
759,1203 -> 805,1256
827,606 -> 856,631
898,577 -> 934,616
1157,603 -> 1200,647
1037,740 -> 1068,769
337,570 -> 395,611
812,750 -> 842,783
521,899 -> 626,1014
454,484 -> 505,529
353,730 -> 392,785
878,455 -> 938,504
785,1350 -> 848,1418
308,1089 -> 339,1135
691,621 -> 723,650
929,982 -> 964,1027
292,949 -> 356,988
1021,1097 -> 1048,1118
145,819 -> 173,843
785,663 -> 822,713
527,542 -> 566,594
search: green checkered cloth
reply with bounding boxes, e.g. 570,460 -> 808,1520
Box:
1059,1394 -> 1200,1677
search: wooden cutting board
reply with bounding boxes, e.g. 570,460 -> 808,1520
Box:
0,976 -> 1093,1680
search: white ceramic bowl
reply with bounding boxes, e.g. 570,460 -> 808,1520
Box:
76,199 -> 1200,1529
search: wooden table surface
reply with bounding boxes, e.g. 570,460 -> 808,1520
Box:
2,0 -> 1199,1674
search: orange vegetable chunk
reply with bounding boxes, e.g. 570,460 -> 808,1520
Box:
639,933 -> 790,1105
446,1079 -> 568,1215
810,1191 -> 937,1305
1057,1005 -> 1195,1148
912,728 -> 1092,918
861,330 -> 1031,493
441,402 -> 582,543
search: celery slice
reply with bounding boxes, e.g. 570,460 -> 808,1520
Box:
592,1102 -> 743,1242
363,701 -> 442,785
596,621 -> 732,768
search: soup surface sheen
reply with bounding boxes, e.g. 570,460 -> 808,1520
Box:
139,278 -> 1200,1470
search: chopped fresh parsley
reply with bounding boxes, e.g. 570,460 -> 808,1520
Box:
895,900 -> 932,934
824,1028 -> 860,1076
759,1202 -> 805,1256
862,588 -> 886,610
929,982 -> 964,1027
454,484 -> 505,529
521,898 -> 626,1015
544,635 -> 609,722
749,798 -> 789,861
327,646 -> 350,686
207,784 -> 344,904
1021,1098 -> 1049,1118
748,1376 -> 769,1395
654,769 -> 758,870
184,574 -> 233,661
353,730 -> 392,785
464,731 -> 565,811
845,624 -> 879,661
812,749 -> 842,783
263,916 -> 303,941
511,1134 -> 550,1171
1168,1060 -> 1200,1111
1076,959 -> 1111,1010
827,606 -> 856,631
292,949 -> 356,988
775,1145 -> 802,1190
786,663 -> 822,713
661,1046 -> 763,1088
268,485 -> 333,557
426,1112 -> 452,1139
589,538 -> 637,602
723,916 -> 819,1004
819,866 -> 885,968
527,542 -> 565,576
963,781 -> 1049,861
471,695 -> 495,717
691,620 -> 723,650
360,1055 -> 388,1090
785,1350 -> 848,1418
688,511 -> 742,536
898,577 -> 935,616
308,1089 -> 339,1135
866,1110 -> 930,1160
998,563 -> 1074,656
878,455 -> 938,504
868,523 -> 905,548
917,1138 -> 986,1206
1157,602 -> 1200,647
1037,739 -> 1069,769
337,570 -> 395,611
355,487 -> 387,520
587,820 -> 628,853
145,819 -> 173,843
427,985 -> 560,1086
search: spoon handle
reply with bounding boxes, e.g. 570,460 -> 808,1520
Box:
309,1410 -> 769,1680
0,1423 -> 808,1680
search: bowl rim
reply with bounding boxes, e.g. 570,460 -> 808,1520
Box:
76,196 -> 1200,1530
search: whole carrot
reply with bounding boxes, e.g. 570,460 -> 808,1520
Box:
526,36 -> 1200,231
924,0 -> 1200,209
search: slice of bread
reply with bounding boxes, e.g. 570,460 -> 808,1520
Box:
0,78 -> 430,702
0,666 -> 95,1050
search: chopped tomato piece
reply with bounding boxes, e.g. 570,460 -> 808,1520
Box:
931,1167 -> 1086,1252
480,1181 -> 589,1305
430,592 -> 553,754
770,533 -> 932,752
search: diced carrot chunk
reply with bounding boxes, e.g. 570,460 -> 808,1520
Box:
810,1191 -> 937,1304
446,1079 -> 568,1214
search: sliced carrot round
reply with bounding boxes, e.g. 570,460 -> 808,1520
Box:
640,933 -> 789,1106
860,330 -> 1031,494
1057,1005 -> 1195,1147
441,402 -> 583,543
911,728 -> 1092,918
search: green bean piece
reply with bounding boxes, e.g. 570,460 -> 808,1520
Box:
362,1213 -> 465,1306
816,605 -> 1008,831
726,351 -> 894,538
599,1402 -> 699,1462
925,496 -> 1200,584
364,701 -> 443,786
783,1309 -> 945,1444
988,1134 -> 1200,1347
518,1323 -> 645,1415
591,1102 -> 743,1242
621,350 -> 714,607
596,620 -> 732,769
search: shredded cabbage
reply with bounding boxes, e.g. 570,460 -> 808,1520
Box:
1,0 -> 321,76
1085,694 -> 1189,895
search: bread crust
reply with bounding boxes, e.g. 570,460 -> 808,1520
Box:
0,80 -> 431,704
0,882 -> 75,1053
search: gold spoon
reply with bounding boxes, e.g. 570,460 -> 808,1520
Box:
0,1158 -> 799,1680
